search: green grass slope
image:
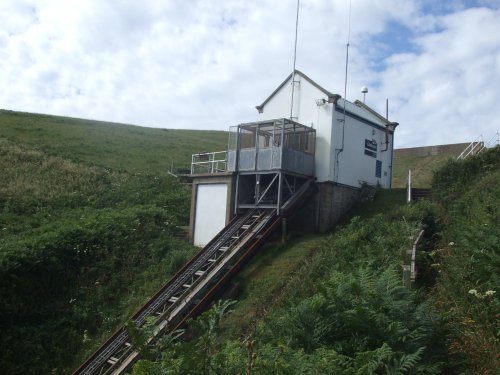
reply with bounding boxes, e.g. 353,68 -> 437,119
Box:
2,109 -> 494,374
430,147 -> 500,374
0,109 -> 228,174
0,137 -> 200,373
133,148 -> 499,375
135,190 -> 448,374
0,109 -> 228,374
392,153 -> 458,188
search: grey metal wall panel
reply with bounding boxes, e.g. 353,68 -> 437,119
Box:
227,150 -> 236,172
271,146 -> 282,169
304,154 -> 314,175
281,148 -> 314,176
239,149 -> 256,171
257,148 -> 273,170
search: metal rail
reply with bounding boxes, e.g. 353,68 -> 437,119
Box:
73,211 -> 276,374
73,180 -> 313,375
191,151 -> 227,174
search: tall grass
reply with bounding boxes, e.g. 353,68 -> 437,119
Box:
0,138 -> 198,374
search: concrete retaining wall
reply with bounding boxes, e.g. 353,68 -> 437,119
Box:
394,142 -> 469,158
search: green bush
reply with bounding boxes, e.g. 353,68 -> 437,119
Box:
430,147 -> 500,374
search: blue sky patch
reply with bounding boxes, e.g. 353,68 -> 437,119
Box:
419,0 -> 498,15
368,21 -> 418,72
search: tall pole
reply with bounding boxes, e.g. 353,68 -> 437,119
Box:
290,0 -> 300,120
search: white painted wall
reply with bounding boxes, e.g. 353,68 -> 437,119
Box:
257,75 -> 334,182
257,72 -> 395,189
193,183 -> 228,247
332,109 -> 393,188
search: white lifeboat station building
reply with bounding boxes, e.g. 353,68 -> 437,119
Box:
189,70 -> 398,246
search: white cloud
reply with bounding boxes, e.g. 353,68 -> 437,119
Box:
0,0 -> 498,148
374,6 -> 500,146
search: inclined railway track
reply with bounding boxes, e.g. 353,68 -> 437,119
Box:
73,209 -> 278,375
73,180 -> 314,375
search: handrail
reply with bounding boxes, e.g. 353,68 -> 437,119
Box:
191,151 -> 227,174
407,170 -> 412,203
457,133 -> 499,160
411,229 -> 424,283
483,132 -> 499,150
457,135 -> 484,160
403,228 -> 424,288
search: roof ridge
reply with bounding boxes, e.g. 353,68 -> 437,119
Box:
256,70 -> 340,113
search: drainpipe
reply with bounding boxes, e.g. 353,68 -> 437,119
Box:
389,131 -> 394,189
382,99 -> 389,152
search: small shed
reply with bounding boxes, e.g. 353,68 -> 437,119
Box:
189,70 -> 398,245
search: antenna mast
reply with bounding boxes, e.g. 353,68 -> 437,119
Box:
334,0 -> 352,182
290,0 -> 300,120
342,0 -> 352,116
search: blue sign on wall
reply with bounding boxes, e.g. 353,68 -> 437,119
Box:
364,139 -> 377,158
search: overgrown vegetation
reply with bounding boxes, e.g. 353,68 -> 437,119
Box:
0,110 -> 228,373
1,110 -> 497,374
132,148 -> 499,375
133,198 -> 448,374
430,147 -> 500,374
0,137 -> 199,374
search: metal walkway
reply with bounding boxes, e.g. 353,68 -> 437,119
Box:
73,180 -> 314,375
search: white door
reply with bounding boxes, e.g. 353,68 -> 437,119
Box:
194,184 -> 228,247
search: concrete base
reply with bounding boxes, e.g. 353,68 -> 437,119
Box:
315,182 -> 361,233
289,182 -> 376,234
189,173 -> 377,242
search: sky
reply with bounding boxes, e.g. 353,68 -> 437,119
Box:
1,0 -> 499,148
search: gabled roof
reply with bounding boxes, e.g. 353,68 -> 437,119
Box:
256,70 -> 398,129
353,100 -> 398,128
256,69 -> 340,113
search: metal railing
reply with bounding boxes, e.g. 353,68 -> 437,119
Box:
457,136 -> 484,160
403,228 -> 424,288
457,133 -> 499,160
484,132 -> 500,150
191,151 -> 227,174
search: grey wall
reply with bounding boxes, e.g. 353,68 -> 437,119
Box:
394,143 -> 470,158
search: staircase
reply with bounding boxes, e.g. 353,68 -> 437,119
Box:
73,180 -> 314,375
411,188 -> 432,201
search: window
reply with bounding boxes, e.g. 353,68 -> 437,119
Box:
375,160 -> 382,178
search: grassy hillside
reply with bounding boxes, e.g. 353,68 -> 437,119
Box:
2,109 -> 496,374
135,191 -> 448,374
0,108 -> 229,373
392,153 -> 456,188
133,148 -> 499,375
0,136 -> 203,374
0,109 -> 228,174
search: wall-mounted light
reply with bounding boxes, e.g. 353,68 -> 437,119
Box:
315,98 -> 326,106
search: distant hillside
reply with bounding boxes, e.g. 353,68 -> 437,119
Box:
392,143 -> 468,188
0,109 -> 228,175
1,109 -> 468,187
